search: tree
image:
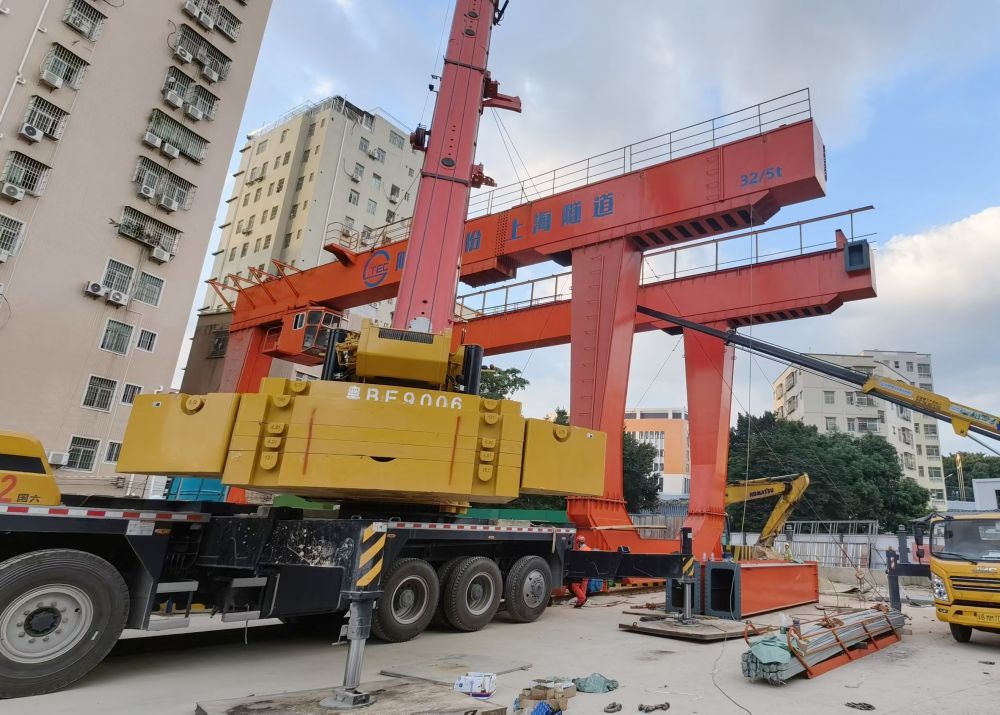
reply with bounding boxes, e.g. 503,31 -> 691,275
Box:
942,452 -> 1000,500
552,407 -> 569,425
623,430 -> 660,513
479,366 -> 529,400
726,412 -> 930,533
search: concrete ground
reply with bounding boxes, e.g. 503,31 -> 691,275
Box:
11,591 -> 1000,715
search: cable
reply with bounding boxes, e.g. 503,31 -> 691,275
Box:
418,0 -> 454,128
491,109 -> 524,187
493,109 -> 543,199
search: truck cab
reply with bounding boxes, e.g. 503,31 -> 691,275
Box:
923,512 -> 1000,642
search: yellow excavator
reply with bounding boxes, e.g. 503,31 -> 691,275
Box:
724,473 -> 810,560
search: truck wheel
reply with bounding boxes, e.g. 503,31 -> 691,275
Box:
442,556 -> 502,632
0,549 -> 128,698
503,556 -> 552,623
372,558 -> 438,642
432,557 -> 464,626
949,623 -> 973,643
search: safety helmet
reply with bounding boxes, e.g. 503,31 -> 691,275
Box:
576,535 -> 586,544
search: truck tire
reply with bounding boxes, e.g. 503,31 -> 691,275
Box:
503,555 -> 552,623
949,623 -> 973,643
442,556 -> 502,632
0,549 -> 129,698
432,557 -> 464,626
372,558 -> 438,642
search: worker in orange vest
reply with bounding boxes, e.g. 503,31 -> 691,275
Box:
569,535 -> 592,608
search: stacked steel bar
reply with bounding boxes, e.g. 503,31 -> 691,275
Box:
741,607 -> 905,684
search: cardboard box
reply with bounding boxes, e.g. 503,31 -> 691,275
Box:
454,672 -> 497,699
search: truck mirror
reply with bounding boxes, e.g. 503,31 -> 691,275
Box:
916,546 -> 925,559
913,524 -> 924,546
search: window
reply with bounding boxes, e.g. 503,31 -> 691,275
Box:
918,465 -> 924,477
276,178 -> 284,193
254,237 -> 261,251
307,122 -> 316,137
348,189 -> 360,206
878,409 -> 886,423
270,206 -> 278,220
386,210 -> 395,222
280,129 -> 289,143
917,363 -> 931,377
242,194 -> 250,207
67,436 -> 99,471
147,110 -> 208,162
229,246 -> 237,260
105,442 -> 122,464
903,452 -> 916,470
2,152 -> 51,195
283,232 -> 292,248
906,361 -> 913,371
208,330 -> 228,358
924,424 -> 938,437
309,172 -> 314,182
893,361 -> 899,369
23,96 -> 69,139
117,207 -> 180,254
102,259 -> 133,293
404,191 -> 410,201
825,417 -> 837,431
133,157 -> 194,209
255,139 -> 269,155
0,213 -> 25,254
289,204 -> 299,219
236,219 -> 244,234
240,242 -> 248,257
389,184 -> 401,201
914,423 -> 921,434
137,329 -> 157,352
263,235 -> 271,249
786,394 -> 798,413
42,44 -> 88,89
930,489 -> 944,501
389,130 -> 405,149
295,176 -> 304,191
267,182 -> 274,197
101,319 -> 133,354
928,467 -> 943,480
899,427 -> 913,445
353,163 -> 365,180
857,417 -> 879,433
372,174 -> 381,190
853,365 -> 875,376
315,144 -> 321,154
260,210 -> 267,224
366,199 -> 377,215
774,384 -> 784,399
784,372 -> 796,390
254,187 -> 262,201
926,445 -> 940,458
135,272 -> 164,306
121,383 -> 142,404
376,148 -> 386,163
283,151 -> 290,166
344,216 -> 354,229
302,149 -> 311,162
408,167 -> 415,178
359,137 -> 369,152
847,417 -> 856,432
83,376 -> 117,411
916,444 -> 922,456
823,390 -> 835,405
189,84 -> 220,120
919,383 -> 933,390
246,214 -> 255,230
64,0 -> 106,40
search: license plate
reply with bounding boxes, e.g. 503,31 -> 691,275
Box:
976,612 -> 1000,625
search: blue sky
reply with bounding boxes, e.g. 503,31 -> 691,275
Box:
176,0 -> 1000,458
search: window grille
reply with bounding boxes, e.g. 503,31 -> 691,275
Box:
366,199 -> 377,215
64,0 -> 107,41
189,85 -> 220,119
209,331 -> 228,358
134,272 -> 164,306
137,329 -> 157,352
216,6 -> 242,40
101,320 -> 133,354
348,189 -> 359,206
122,383 -> 142,404
164,66 -> 194,98
176,26 -> 232,80
83,376 -> 117,411
147,110 -> 208,162
43,45 -> 88,88
67,436 -> 99,470
105,442 -> 122,463
103,259 -> 134,293
2,152 -> 51,195
389,131 -> 405,150
23,96 -> 69,138
118,206 -> 181,254
376,148 -> 386,163
0,213 -> 24,254
134,157 -> 196,209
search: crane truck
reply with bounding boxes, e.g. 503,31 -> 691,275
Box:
636,305 -> 1000,644
0,1 -> 686,702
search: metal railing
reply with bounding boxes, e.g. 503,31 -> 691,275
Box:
324,216 -> 412,253
455,206 -> 874,318
467,89 -> 812,218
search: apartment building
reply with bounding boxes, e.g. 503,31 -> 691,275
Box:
181,96 -> 422,393
772,351 -> 945,509
624,407 -> 691,496
0,1 -> 271,496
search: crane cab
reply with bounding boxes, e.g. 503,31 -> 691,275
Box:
261,308 -> 341,365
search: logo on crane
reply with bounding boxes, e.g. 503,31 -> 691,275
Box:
362,249 -> 392,288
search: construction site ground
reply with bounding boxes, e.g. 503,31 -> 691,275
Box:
12,589 -> 999,714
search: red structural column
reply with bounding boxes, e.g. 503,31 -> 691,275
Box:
565,238 -> 644,548
219,326 -> 273,392
682,325 -> 736,559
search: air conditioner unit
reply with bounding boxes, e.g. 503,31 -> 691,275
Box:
350,174 -> 360,183
84,280 -> 105,297
138,183 -> 156,199
174,46 -> 194,64
241,228 -> 252,235
143,131 -> 162,149
40,69 -> 63,89
341,228 -> 352,237
67,14 -> 92,36
107,290 -> 129,307
0,249 -> 10,263
48,451 -> 70,467
159,196 -> 179,212
161,143 -> 180,160
150,246 -> 171,263
185,104 -> 204,121
201,66 -> 219,83
19,123 -> 43,142
163,89 -> 184,108
198,12 -> 215,30
367,149 -> 379,160
183,0 -> 200,18
389,195 -> 399,204
1,183 -> 25,202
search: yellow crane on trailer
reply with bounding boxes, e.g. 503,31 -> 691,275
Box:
725,473 -> 810,560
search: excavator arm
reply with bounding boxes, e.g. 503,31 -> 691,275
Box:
725,473 -> 810,549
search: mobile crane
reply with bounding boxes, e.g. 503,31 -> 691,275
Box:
0,1 -> 685,702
